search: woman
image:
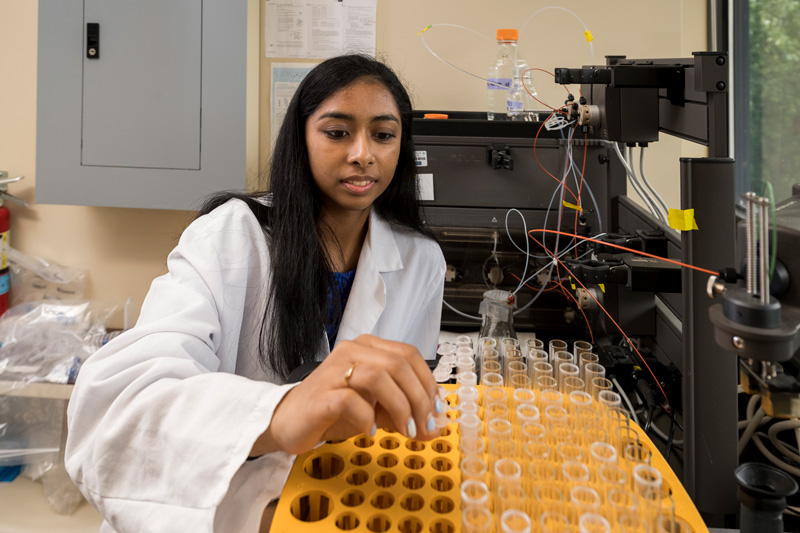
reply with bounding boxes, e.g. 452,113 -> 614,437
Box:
65,54 -> 446,532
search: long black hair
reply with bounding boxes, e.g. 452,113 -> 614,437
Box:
199,54 -> 431,379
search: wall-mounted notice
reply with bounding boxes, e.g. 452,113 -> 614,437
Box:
265,0 -> 377,59
271,62 -> 317,146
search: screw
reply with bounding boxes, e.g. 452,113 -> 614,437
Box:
88,48 -> 97,57
732,336 -> 745,350
716,56 -> 726,66
716,81 -> 726,91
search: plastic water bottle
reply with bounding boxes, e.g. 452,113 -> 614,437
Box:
487,29 -> 519,121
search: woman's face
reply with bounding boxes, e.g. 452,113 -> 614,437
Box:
305,78 -> 401,218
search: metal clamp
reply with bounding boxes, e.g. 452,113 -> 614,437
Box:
0,171 -> 29,208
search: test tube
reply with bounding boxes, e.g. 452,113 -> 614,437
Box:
523,441 -> 550,463
527,348 -> 549,372
532,361 -> 554,384
623,441 -> 653,471
589,441 -> 618,470
477,336 -> 497,356
482,371 -> 504,388
487,418 -> 513,441
457,371 -> 478,387
571,485 -> 601,516
561,460 -> 591,485
598,390 -> 623,410
526,337 -> 544,355
489,439 -> 518,471
481,360 -> 503,383
463,506 -> 492,533
574,340 -> 593,357
484,386 -> 508,405
461,479 -> 490,510
492,457 -> 522,493
540,511 -> 571,533
556,442 -> 584,463
485,401 -> 510,423
512,387 -> 536,406
549,339 -> 568,361
459,400 -> 479,418
536,375 -> 558,391
459,413 -> 482,438
458,385 -> 480,406
507,359 -> 527,382
515,404 -> 540,428
437,342 -> 455,357
501,509 -> 532,533
521,421 -> 547,442
552,351 -> 574,382
568,390 -> 593,412
456,335 -> 473,349
656,516 -> 691,533
461,506 -> 492,533
582,360 -> 604,384
539,389 -> 564,410
510,373 -> 532,390
562,376 -> 585,397
633,464 -> 663,499
502,337 -> 520,354
607,487 -> 638,525
557,362 -> 580,392
460,455 -> 487,484
599,464 -> 628,491
496,484 -> 528,531
456,353 -> 475,374
589,377 -> 613,399
459,434 -> 485,458
579,513 -> 611,533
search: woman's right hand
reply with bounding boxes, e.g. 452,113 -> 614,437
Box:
250,334 -> 444,457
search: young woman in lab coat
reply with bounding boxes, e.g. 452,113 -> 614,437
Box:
65,54 -> 446,532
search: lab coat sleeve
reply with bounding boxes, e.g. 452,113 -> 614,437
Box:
409,241 -> 446,360
65,201 -> 295,533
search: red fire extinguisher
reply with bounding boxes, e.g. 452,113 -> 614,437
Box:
0,172 -> 27,317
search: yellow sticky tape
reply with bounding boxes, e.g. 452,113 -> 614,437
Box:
416,24 -> 432,36
598,283 -> 605,293
562,201 -> 582,211
584,30 -> 594,43
668,208 -> 699,231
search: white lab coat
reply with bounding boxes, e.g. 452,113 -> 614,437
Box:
65,199 -> 446,533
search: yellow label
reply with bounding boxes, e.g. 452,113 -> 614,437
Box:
598,284 -> 605,293
668,208 -> 699,231
563,201 -> 582,211
584,30 -> 594,43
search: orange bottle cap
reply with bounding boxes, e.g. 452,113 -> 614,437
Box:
423,113 -> 449,119
496,29 -> 519,41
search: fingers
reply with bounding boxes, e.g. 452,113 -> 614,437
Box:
342,335 -> 442,440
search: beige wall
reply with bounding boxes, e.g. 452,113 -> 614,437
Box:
1,1 -> 706,329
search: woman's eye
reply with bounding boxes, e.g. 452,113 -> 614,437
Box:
374,132 -> 396,141
324,129 -> 348,139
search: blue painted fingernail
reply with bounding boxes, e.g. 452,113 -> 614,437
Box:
407,418 -> 417,439
426,414 -> 436,433
435,397 -> 444,414
370,423 -> 377,437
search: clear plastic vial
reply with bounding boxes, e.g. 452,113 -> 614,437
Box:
487,29 -> 519,121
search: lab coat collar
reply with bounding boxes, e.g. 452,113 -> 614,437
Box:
330,210 -> 403,348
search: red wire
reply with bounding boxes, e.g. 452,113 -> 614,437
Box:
526,233 -> 672,412
529,229 -> 719,276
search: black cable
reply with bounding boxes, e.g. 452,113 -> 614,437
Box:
665,405 -> 677,462
644,404 -> 655,434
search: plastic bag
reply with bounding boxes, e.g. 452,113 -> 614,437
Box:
0,299 -> 117,514
6,247 -> 87,306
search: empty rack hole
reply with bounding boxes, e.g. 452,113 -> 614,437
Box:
398,516 -> 424,533
290,491 -> 332,522
377,453 -> 398,468
353,435 -> 374,448
370,491 -> 394,510
350,452 -> 372,466
345,469 -> 369,486
431,476 -> 454,492
405,440 -> 426,452
335,512 -> 360,531
431,440 -> 452,454
340,490 -> 365,507
431,457 -> 453,472
403,473 -> 425,490
366,514 -> 392,533
429,519 -> 455,533
379,436 -> 400,450
404,455 -> 425,470
374,471 -> 397,488
304,453 -> 345,480
430,496 -> 455,514
401,493 -> 425,511
439,426 -> 452,436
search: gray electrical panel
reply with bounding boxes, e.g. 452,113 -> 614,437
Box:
36,0 -> 255,210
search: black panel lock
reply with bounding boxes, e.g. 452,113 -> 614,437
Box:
486,145 -> 513,170
87,23 -> 100,59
